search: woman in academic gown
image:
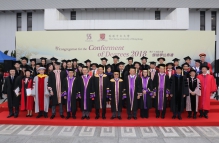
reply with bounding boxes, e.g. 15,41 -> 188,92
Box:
139,67 -> 154,118
20,69 -> 34,117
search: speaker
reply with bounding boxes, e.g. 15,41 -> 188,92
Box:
4,60 -> 13,72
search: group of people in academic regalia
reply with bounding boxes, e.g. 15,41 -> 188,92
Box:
2,53 -> 217,120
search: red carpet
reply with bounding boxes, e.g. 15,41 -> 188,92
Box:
0,99 -> 219,126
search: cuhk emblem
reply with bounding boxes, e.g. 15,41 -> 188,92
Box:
100,33 -> 105,40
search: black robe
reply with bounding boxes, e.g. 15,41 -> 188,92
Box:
111,63 -> 119,72
15,69 -> 23,77
78,75 -> 94,111
188,77 -> 199,111
3,76 -> 20,108
109,78 -> 125,112
62,77 -> 79,113
48,71 -> 62,106
153,73 -> 170,110
124,75 -> 142,112
140,64 -> 150,70
119,70 -> 128,80
29,66 -> 37,77
139,77 -> 153,109
93,74 -> 109,109
124,64 -> 133,73
170,75 -> 189,113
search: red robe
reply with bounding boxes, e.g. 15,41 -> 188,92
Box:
21,78 -> 34,110
207,63 -> 213,75
197,74 -> 217,110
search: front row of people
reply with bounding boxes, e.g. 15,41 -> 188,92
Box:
3,63 -> 217,120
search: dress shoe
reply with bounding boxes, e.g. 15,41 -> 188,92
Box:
36,114 -> 42,118
127,117 -> 131,120
7,114 -> 14,118
29,114 -> 33,117
86,116 -> 90,120
161,116 -> 165,119
72,116 -> 76,119
156,115 -> 160,118
26,115 -> 30,117
81,116 -> 86,120
102,116 -> 106,119
95,116 -> 100,119
111,116 -> 115,120
14,115 -> 18,118
133,117 -> 137,120
50,115 -> 55,119
178,116 -> 182,120
204,114 -> 208,119
199,114 -> 203,118
117,116 -> 122,120
66,115 -> 70,119
193,114 -> 197,119
172,115 -> 176,119
187,115 -> 192,118
60,115 -> 65,118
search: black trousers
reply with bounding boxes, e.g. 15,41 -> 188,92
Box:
67,111 -> 76,117
127,109 -> 137,118
8,106 -> 19,116
95,108 -> 106,117
140,109 -> 149,118
156,108 -> 166,117
188,111 -> 197,116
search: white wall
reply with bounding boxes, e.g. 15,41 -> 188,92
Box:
0,12 -> 16,53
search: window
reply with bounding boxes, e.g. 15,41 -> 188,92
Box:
200,11 -> 205,31
71,11 -> 76,20
212,11 -> 217,35
17,13 -> 22,31
27,12 -> 32,31
155,11 -> 160,20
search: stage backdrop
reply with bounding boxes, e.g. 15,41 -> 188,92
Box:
16,30 -> 215,65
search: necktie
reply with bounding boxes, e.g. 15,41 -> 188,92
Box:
11,76 -> 14,82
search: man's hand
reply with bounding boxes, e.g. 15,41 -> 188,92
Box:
170,94 -> 173,97
191,92 -> 196,96
183,95 -> 186,98
143,90 -> 146,94
50,91 -> 54,96
166,94 -> 169,97
64,96 -> 67,99
4,94 -> 7,97
153,92 -> 156,97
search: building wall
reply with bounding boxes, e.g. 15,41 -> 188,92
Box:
0,9 -> 218,59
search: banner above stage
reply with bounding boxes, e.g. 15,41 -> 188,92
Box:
16,30 -> 215,64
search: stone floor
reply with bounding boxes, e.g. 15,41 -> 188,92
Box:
0,125 -> 218,143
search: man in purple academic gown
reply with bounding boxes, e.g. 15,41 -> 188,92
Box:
153,64 -> 170,119
124,66 -> 142,120
78,66 -> 94,120
61,69 -> 79,119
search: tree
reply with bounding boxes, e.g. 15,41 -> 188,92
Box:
4,50 -> 8,55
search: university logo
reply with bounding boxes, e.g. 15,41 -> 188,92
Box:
100,33 -> 105,40
87,34 -> 92,40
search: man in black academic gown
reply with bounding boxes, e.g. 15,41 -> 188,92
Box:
172,58 -> 180,70
93,65 -> 109,119
170,66 -> 189,120
157,57 -> 165,64
72,58 -> 79,77
62,69 -> 78,119
134,61 -> 141,77
148,61 -> 157,108
182,63 -> 190,78
20,56 -> 30,70
13,61 -> 22,77
40,57 -> 47,68
109,70 -> 125,120
48,62 -> 65,119
111,55 -> 120,72
84,59 -> 92,71
184,56 -> 192,69
192,59 -> 201,75
50,57 -> 58,66
3,68 -> 19,118
124,57 -> 133,73
124,66 -> 142,120
100,57 -> 108,73
29,58 -> 37,77
118,62 -> 127,80
78,66 -> 94,120
153,64 -> 170,119
140,56 -> 150,70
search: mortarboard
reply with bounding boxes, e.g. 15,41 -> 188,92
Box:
112,55 -> 120,59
